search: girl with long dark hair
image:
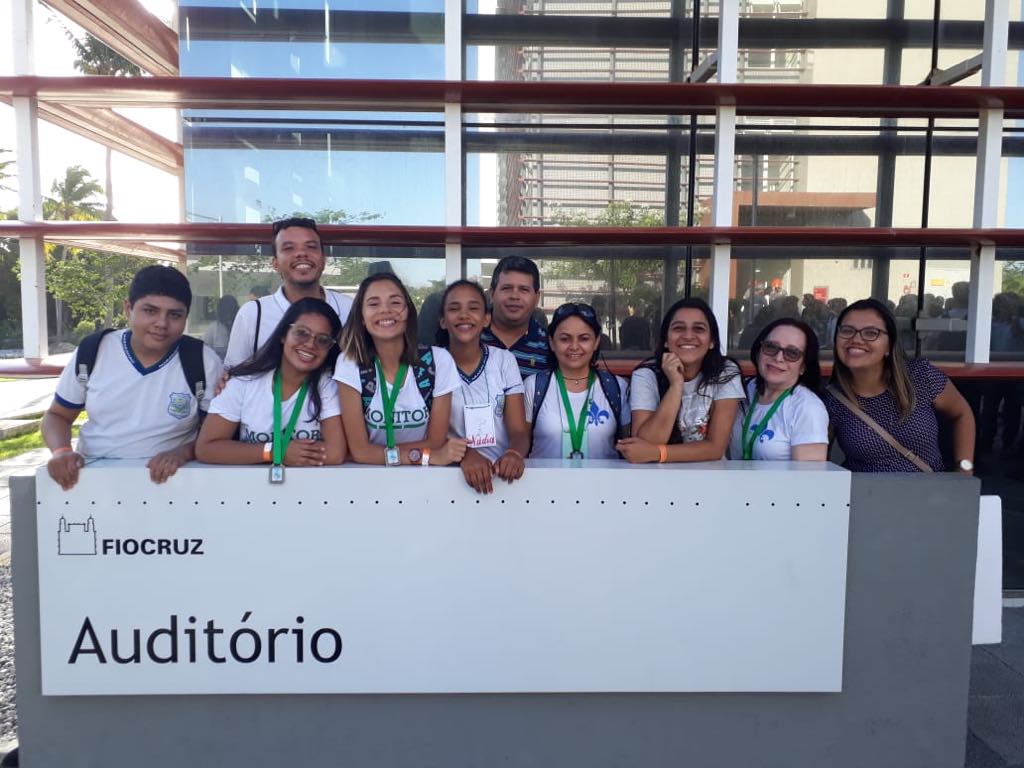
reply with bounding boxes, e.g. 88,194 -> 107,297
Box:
728,317 -> 828,461
196,297 -> 346,474
618,297 -> 743,463
438,279 -> 529,492
825,297 -> 975,473
524,302 -> 630,460
334,273 -> 466,467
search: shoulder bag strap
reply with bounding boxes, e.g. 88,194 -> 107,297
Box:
828,385 -> 933,473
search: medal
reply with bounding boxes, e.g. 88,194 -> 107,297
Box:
269,465 -> 285,484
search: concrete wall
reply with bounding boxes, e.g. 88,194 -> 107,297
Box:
10,472 -> 980,768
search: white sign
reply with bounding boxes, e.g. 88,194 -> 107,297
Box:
36,460 -> 851,695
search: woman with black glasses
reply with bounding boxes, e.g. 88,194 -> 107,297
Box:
728,318 -> 828,461
196,297 -> 346,476
825,297 -> 975,473
524,302 -> 630,460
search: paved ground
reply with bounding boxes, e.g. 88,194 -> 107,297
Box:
0,379 -> 57,557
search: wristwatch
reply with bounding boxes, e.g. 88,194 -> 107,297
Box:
958,458 -> 974,472
408,448 -> 422,464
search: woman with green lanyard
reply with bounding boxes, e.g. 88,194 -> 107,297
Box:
728,317 -> 828,461
524,302 -> 630,460
437,279 -> 530,493
334,273 -> 467,467
196,297 -> 346,478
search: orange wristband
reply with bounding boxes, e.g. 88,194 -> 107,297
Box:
658,444 -> 668,463
52,445 -> 75,457
261,441 -> 273,463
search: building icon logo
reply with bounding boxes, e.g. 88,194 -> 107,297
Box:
58,516 -> 97,556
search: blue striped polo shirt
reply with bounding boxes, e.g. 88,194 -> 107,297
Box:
481,318 -> 550,378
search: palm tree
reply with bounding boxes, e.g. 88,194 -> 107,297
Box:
63,32 -> 142,219
0,148 -> 14,194
44,166 -> 105,339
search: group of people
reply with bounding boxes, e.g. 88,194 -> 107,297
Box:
43,217 -> 977,495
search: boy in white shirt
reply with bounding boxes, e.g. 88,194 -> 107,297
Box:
42,265 -> 223,490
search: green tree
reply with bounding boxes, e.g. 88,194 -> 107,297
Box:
1002,262 -> 1024,297
0,147 -> 14,194
44,166 -> 104,221
63,31 -> 142,218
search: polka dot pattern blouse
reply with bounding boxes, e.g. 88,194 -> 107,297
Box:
824,358 -> 948,473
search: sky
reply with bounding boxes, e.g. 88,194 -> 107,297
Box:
0,1 -> 179,221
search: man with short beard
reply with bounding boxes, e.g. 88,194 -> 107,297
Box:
481,255 -> 549,378
224,217 -> 353,367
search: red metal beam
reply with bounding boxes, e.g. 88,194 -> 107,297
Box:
0,97 -> 182,174
40,0 -> 178,76
0,221 -> 1021,248
2,77 -> 1023,118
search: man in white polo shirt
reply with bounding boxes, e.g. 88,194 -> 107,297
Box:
223,217 -> 353,368
42,265 -> 224,490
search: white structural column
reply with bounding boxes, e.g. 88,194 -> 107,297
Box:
707,1 -> 739,348
13,0 -> 48,359
443,0 -> 464,284
966,0 -> 1008,363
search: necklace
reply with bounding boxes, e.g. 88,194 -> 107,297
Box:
561,371 -> 589,385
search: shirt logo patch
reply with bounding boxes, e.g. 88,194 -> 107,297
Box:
587,400 -> 611,426
167,392 -> 192,420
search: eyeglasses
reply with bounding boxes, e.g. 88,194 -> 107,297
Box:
552,302 -> 598,323
760,341 -> 804,363
272,217 -> 318,235
837,325 -> 887,342
288,324 -> 336,350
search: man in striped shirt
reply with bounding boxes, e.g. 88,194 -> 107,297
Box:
481,255 -> 550,378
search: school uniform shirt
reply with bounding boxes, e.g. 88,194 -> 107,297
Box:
449,345 -> 525,462
224,288 -> 353,368
333,346 -> 460,445
728,381 -> 829,461
53,329 -> 224,459
524,372 -> 631,460
630,362 -> 744,443
207,370 -> 341,444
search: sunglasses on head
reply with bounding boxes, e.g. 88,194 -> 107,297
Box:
553,302 -> 598,323
288,324 -> 336,350
760,340 -> 804,363
272,217 -> 318,235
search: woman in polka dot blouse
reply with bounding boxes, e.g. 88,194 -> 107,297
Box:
824,298 -> 975,474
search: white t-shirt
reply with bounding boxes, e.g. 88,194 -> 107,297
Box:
208,369 -> 341,444
728,381 -> 829,461
448,345 -> 525,462
630,361 -> 744,443
333,346 -> 460,445
524,372 -> 631,460
53,330 -> 223,459
224,287 -> 353,368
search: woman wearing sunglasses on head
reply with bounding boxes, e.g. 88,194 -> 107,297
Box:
334,273 -> 466,467
618,298 -> 743,464
825,297 -> 975,474
196,297 -> 346,478
438,280 -> 530,493
524,302 -> 630,460
728,318 -> 828,461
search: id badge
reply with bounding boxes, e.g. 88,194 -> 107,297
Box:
269,465 -> 285,484
463,402 -> 497,448
385,447 -> 401,466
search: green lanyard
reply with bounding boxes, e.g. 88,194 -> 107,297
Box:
741,387 -> 792,460
375,358 -> 408,451
555,369 -> 594,458
272,370 -> 309,466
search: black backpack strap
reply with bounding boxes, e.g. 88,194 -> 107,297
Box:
527,369 -> 553,456
595,369 -> 623,429
358,361 -> 377,414
412,344 -> 437,412
252,299 -> 263,356
177,336 -> 207,404
74,329 -> 116,387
